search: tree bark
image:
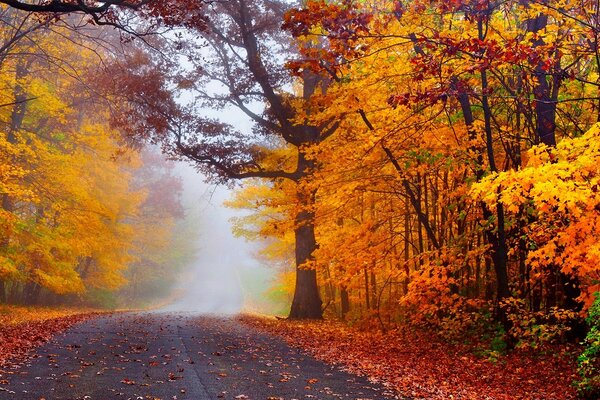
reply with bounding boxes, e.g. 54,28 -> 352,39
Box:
289,205 -> 322,318
21,282 -> 41,305
288,149 -> 322,319
521,1 -> 556,146
521,0 -> 583,319
0,59 -> 29,302
370,269 -> 377,310
340,286 -> 350,319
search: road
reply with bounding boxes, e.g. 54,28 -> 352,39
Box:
0,313 -> 395,400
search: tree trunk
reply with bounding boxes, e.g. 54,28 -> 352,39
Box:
364,267 -> 370,310
476,13 -> 511,331
22,282 -> 41,305
521,1 -> 583,318
0,280 -> 5,303
404,197 -> 410,293
340,286 -> 350,319
522,1 -> 556,146
370,269 -> 377,310
288,212 -> 322,318
0,60 -> 29,305
288,150 -> 322,319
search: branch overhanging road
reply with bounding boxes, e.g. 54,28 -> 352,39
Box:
0,313 -> 398,399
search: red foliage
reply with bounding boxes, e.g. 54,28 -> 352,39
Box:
0,0 -> 207,33
241,316 -> 579,400
283,0 -> 372,76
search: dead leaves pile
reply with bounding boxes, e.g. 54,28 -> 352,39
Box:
240,315 -> 578,400
0,307 -> 98,369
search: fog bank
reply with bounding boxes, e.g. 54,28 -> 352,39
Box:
161,163 -> 268,314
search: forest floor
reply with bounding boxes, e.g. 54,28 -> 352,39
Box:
240,315 -> 580,400
0,305 -> 100,370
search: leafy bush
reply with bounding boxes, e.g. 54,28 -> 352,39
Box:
502,297 -> 577,349
473,324 -> 508,363
576,292 -> 600,399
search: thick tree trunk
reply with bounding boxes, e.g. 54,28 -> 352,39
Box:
288,149 -> 322,319
288,205 -> 322,318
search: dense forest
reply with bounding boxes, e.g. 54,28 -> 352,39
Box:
0,6 -> 199,308
1,0 -> 600,397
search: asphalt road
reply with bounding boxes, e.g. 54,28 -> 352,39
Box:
0,313 -> 396,400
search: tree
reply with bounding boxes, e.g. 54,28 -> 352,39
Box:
121,147 -> 189,306
104,0 -> 342,319
0,7 -> 190,306
0,0 -> 207,36
0,0 -> 151,13
273,0 -> 600,340
472,124 -> 600,309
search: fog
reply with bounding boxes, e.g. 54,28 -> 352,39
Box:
157,49 -> 285,315
158,164 -> 253,314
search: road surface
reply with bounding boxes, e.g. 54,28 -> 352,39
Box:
0,313 -> 396,399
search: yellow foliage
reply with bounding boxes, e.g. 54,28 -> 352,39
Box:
472,124 -> 600,308
0,13 -> 175,302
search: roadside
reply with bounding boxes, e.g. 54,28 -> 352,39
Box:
0,306 -> 101,370
240,315 -> 579,400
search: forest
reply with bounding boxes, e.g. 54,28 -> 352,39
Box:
1,0 -> 600,399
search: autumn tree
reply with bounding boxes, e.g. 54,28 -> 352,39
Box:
0,0 -> 151,13
0,0 -> 206,35
120,148 -> 192,306
259,0 -> 600,341
225,176 -> 297,314
105,0 -> 344,319
0,5 -> 191,306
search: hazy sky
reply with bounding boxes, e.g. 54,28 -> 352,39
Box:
160,26 -> 282,314
161,96 -> 276,314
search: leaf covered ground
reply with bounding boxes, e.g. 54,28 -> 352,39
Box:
0,306 -> 99,369
0,313 -> 392,399
240,315 -> 579,400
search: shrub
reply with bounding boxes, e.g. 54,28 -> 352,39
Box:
576,292 -> 600,399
